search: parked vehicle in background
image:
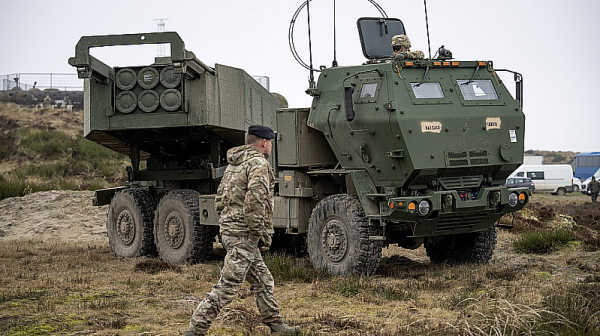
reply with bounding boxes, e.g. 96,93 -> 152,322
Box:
581,168 -> 600,195
571,152 -> 600,182
572,177 -> 582,192
505,177 -> 535,194
509,164 -> 574,195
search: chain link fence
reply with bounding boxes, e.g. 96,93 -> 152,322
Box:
1,73 -> 83,91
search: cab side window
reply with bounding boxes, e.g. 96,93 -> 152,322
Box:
527,172 -> 544,180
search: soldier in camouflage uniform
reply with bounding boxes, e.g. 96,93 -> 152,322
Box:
391,34 -> 425,60
186,125 -> 300,336
589,176 -> 600,204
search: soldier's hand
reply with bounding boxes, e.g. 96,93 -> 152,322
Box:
259,234 -> 272,250
394,52 -> 407,61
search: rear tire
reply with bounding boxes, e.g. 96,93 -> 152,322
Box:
154,190 -> 217,264
307,194 -> 382,276
557,188 -> 566,196
426,227 -> 497,265
106,188 -> 156,258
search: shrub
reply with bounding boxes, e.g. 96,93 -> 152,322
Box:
0,179 -> 54,201
19,130 -> 72,158
263,253 -> 329,283
512,229 -> 577,254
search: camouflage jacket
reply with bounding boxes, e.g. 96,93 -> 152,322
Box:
215,145 -> 276,239
589,180 -> 600,193
406,50 -> 425,59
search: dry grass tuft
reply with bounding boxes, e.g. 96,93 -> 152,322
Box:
134,257 -> 182,274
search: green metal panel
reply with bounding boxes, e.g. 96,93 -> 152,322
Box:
277,111 -> 298,165
278,170 -> 313,197
277,108 -> 338,167
198,195 -> 219,226
84,78 -> 110,137
109,112 -> 188,130
272,196 -> 313,234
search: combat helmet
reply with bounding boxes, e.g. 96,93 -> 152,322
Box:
391,34 -> 411,48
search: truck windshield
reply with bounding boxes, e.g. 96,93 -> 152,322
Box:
457,80 -> 498,100
410,82 -> 444,98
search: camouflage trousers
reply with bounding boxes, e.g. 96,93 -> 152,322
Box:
592,191 -> 599,204
188,235 -> 283,334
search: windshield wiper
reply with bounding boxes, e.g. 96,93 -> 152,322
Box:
463,64 -> 481,85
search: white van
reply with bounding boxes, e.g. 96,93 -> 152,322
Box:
509,164 -> 574,195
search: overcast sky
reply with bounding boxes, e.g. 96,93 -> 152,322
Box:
1,0 -> 599,152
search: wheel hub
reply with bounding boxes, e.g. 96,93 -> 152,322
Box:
164,212 -> 184,249
116,210 -> 135,245
321,218 -> 348,263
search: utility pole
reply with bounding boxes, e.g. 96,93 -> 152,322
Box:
155,18 -> 169,57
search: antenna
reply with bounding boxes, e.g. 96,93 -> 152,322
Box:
306,0 -> 315,89
155,18 -> 169,57
332,0 -> 338,67
423,0 -> 432,59
288,0 -> 388,93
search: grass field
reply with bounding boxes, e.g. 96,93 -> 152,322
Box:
0,235 -> 598,336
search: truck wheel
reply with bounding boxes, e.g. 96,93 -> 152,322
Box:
426,227 -> 497,265
573,185 -> 580,192
154,190 -> 217,264
106,188 -> 156,258
307,194 -> 382,276
557,188 -> 566,196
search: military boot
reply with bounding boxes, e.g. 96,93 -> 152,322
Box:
269,323 -> 301,334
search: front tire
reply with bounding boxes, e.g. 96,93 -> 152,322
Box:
154,190 -> 217,264
106,188 -> 156,258
307,194 -> 382,276
426,227 -> 497,265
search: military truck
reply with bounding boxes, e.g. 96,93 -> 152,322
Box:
69,17 -> 528,276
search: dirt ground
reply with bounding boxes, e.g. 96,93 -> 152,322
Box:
0,190 -> 108,241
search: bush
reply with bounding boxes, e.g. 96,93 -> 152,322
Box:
73,135 -> 124,161
0,179 -> 54,201
512,229 -> 577,254
263,253 -> 329,283
19,130 -> 72,158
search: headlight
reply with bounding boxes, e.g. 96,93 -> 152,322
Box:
418,200 -> 430,216
508,193 -> 518,207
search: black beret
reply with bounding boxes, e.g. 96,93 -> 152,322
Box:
248,125 -> 275,139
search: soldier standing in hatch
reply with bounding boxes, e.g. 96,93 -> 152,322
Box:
186,125 -> 300,336
391,34 -> 425,60
589,176 -> 600,204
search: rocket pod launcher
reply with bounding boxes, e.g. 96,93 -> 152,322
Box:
68,32 -> 280,185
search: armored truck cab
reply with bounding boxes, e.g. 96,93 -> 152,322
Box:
71,18 -> 528,276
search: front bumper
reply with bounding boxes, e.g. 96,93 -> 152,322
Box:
381,187 -> 529,237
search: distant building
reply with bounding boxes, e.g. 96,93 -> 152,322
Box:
523,156 -> 543,165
